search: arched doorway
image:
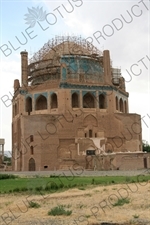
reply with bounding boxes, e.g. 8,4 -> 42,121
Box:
29,158 -> 36,171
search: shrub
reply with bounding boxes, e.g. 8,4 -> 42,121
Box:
113,198 -> 130,207
133,214 -> 139,219
35,186 -> 43,192
0,174 -> 17,180
49,174 -> 58,178
68,184 -> 73,188
48,205 -> 72,216
20,187 -> 28,192
51,182 -> 58,190
125,176 -> 131,182
28,201 -> 40,208
28,188 -> 33,191
13,188 -> 20,193
85,215 -> 91,218
78,187 -> 85,190
59,183 -> 64,189
91,178 -> 95,184
45,185 -> 51,191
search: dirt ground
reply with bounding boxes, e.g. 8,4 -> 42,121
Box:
0,181 -> 150,225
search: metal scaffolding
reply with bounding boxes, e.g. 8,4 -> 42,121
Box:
29,35 -> 102,64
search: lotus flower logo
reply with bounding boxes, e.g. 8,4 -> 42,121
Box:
24,6 -> 47,28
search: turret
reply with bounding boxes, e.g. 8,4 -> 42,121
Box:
13,79 -> 20,93
20,51 -> 28,87
103,50 -> 111,84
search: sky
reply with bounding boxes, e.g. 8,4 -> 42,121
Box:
0,0 -> 150,151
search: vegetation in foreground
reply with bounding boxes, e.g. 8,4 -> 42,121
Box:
113,197 -> 130,207
0,173 -> 149,194
28,201 -> 41,208
48,205 -> 72,216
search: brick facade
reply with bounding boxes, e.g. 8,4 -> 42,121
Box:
12,37 -> 146,171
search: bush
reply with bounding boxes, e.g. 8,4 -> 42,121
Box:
13,188 -> 20,193
49,174 -> 57,178
28,188 -> 33,191
59,183 -> 64,189
125,176 -> 131,182
28,201 -> 40,208
35,186 -> 43,192
48,205 -> 72,216
78,187 -> 85,190
0,174 -> 17,180
67,184 -> 72,188
51,182 -> 58,190
113,198 -> 130,207
143,142 -> 150,152
133,214 -> 139,219
91,178 -> 95,184
45,185 -> 51,191
20,187 -> 28,192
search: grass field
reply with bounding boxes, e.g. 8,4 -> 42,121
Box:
0,174 -> 150,194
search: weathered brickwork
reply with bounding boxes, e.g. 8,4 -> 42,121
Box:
12,37 -> 148,171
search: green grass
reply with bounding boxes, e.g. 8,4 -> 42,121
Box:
48,205 -> 72,216
113,198 -> 130,207
0,175 -> 149,194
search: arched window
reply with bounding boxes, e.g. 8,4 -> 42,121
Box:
116,96 -> 118,110
89,129 -> 93,137
72,93 -> 79,108
99,94 -> 106,109
35,95 -> 47,110
51,93 -> 58,109
30,135 -> 33,142
30,146 -> 34,155
124,101 -> 127,113
119,98 -> 123,112
29,158 -> 36,171
83,93 -> 95,108
26,97 -> 32,114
